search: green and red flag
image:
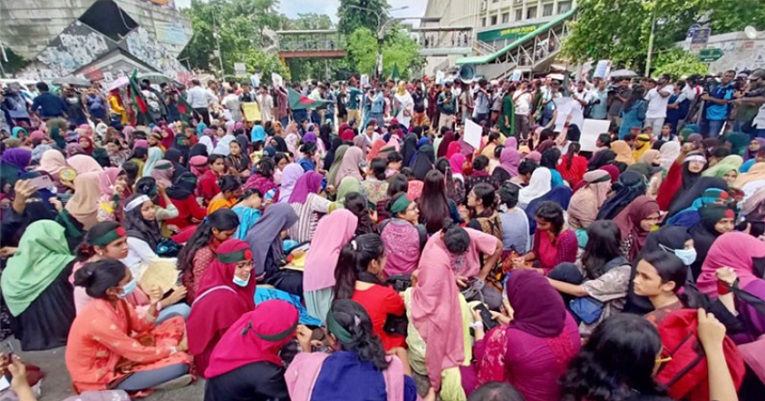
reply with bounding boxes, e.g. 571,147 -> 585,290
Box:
128,69 -> 154,125
287,87 -> 329,111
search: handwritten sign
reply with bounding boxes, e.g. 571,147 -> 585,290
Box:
242,102 -> 262,121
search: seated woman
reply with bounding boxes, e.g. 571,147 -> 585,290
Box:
514,201 -> 577,274
72,221 -> 188,322
121,193 -> 172,276
66,258 -> 192,393
363,157 -> 390,205
497,183 -> 530,256
375,174 -> 409,222
689,204 -> 736,279
177,208 -> 240,302
304,209 -> 359,323
546,221 -> 631,335
333,233 -> 406,351
286,299 -> 419,401
380,193 -> 423,277
462,270 -> 581,401
203,300 -> 300,401
288,171 -> 334,243
232,189 -> 264,240
243,157 -> 279,199
245,203 -> 300,295
467,183 -> 503,242
1,220 -> 76,351
187,239 -> 256,377
566,169 -> 611,233
343,192 -> 378,235
612,195 -> 661,262
96,167 -> 130,223
664,176 -> 728,227
207,175 -> 243,214
418,170 -> 461,234
163,172 -> 207,230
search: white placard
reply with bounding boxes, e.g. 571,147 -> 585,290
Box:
436,70 -> 446,85
250,73 -> 261,88
553,97 -> 575,132
593,60 -> 611,79
271,73 -> 283,88
510,70 -> 521,82
580,119 -> 612,152
360,74 -> 370,88
464,118 -> 482,149
234,62 -> 246,76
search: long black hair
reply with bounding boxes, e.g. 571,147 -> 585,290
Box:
76,221 -> 122,261
442,218 -> 470,255
73,258 -> 127,299
217,175 -> 241,194
581,221 -> 623,279
418,170 -> 451,233
256,156 -> 275,179
565,142 -> 581,170
334,233 -> 385,300
344,192 -> 376,235
123,193 -> 162,249
561,314 -> 665,401
328,299 -> 389,370
535,201 -> 565,235
623,85 -> 646,113
540,148 -> 561,169
177,208 -> 240,272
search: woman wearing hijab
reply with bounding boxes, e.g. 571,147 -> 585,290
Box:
203,300 -> 299,401
567,169 -> 611,231
303,209 -> 358,323
333,146 -> 364,187
665,176 -> 728,221
0,148 -> 32,188
142,147 -> 164,178
462,270 -> 580,401
612,196 -> 660,262
492,146 -> 520,184
245,203 -> 300,294
288,171 -> 334,243
518,167 -> 551,210
244,157 -> 278,199
163,172 -> 206,230
632,133 -> 652,161
437,130 -> 456,158
323,137 -> 344,171
611,140 -> 635,165
187,239 -> 256,376
0,220 -> 76,351
150,160 -> 175,188
164,147 -> 190,180
702,154 -> 742,186
596,170 -> 648,221
400,134 -> 418,167
171,133 -> 191,164
277,163 -> 304,203
64,171 -> 101,231
95,167 -> 130,223
689,204 -> 736,280
734,162 -> 765,203
657,149 -> 706,211
411,144 -> 435,181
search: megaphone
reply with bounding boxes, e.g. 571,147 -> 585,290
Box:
458,64 -> 476,84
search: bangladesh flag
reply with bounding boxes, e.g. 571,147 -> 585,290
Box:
287,87 -> 329,111
390,64 -> 400,81
129,70 -> 154,125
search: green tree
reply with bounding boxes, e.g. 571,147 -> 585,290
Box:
286,13 -> 333,30
562,0 -> 765,73
337,0 -> 389,36
652,48 -> 709,78
346,27 -> 423,79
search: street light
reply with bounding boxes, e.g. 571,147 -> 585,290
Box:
346,5 -> 410,78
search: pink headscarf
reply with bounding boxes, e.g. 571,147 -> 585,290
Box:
67,154 -> 103,174
697,232 -> 764,296
303,210 -> 359,293
340,128 -> 355,142
449,153 -> 466,175
387,135 -> 401,151
189,155 -> 208,177
525,151 -> 542,163
334,146 -> 364,186
132,139 -> 148,151
411,236 -> 465,391
497,147 -> 520,176
446,141 -> 462,159
28,131 -> 45,142
123,126 -> 136,143
98,167 -> 123,194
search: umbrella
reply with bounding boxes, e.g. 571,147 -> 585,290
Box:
287,87 -> 328,111
52,76 -> 91,87
108,76 -> 130,91
136,73 -> 173,85
610,69 -> 638,78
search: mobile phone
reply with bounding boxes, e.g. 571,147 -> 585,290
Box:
27,174 -> 54,191
4,341 -> 14,357
265,189 -> 276,201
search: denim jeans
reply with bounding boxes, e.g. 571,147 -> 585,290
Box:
704,119 -> 725,137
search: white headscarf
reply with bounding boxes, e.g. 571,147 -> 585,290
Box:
518,167 -> 552,208
659,141 -> 681,171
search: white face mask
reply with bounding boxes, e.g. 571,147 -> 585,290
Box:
674,248 -> 697,266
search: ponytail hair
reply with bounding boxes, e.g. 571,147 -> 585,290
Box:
566,142 -> 581,170
328,299 -> 389,370
442,218 -> 470,255
76,221 -> 122,261
217,175 -> 241,193
333,233 -> 385,300
73,258 -> 126,299
177,208 -> 240,272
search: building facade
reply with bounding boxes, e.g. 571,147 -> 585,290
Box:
477,0 -> 576,50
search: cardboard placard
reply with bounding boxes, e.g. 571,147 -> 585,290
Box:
580,119 -> 612,152
242,102 -> 262,122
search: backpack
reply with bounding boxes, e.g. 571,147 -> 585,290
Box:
655,309 -> 746,401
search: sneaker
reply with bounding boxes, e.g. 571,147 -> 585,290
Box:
151,374 -> 193,391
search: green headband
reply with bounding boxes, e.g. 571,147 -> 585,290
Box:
217,249 -> 252,264
326,311 -> 353,343
389,195 -> 412,214
155,162 -> 172,170
240,320 -> 298,342
88,227 -> 127,247
591,174 -> 611,184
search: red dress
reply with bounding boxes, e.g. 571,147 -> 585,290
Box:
351,284 -> 407,351
556,155 -> 587,188
197,170 -> 221,205
161,195 -> 206,229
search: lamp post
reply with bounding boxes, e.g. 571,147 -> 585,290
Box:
347,5 -> 409,78
645,9 -> 666,77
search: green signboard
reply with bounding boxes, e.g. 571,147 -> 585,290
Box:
699,48 -> 724,62
477,23 -> 539,43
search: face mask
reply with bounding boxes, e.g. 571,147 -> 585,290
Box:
233,273 -> 251,287
674,248 -> 697,266
117,278 -> 137,299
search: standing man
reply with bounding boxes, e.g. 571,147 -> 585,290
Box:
369,84 -> 385,124
257,85 -> 274,123
701,70 -> 736,137
162,83 -> 181,123
589,79 -> 609,120
187,79 -> 213,125
412,81 -> 428,127
608,77 -> 632,127
437,81 -> 457,130
734,69 -> 765,138
345,79 -> 363,124
472,79 -> 491,126
513,81 -> 533,141
644,74 -> 674,135
323,81 -> 336,126
222,87 -> 243,122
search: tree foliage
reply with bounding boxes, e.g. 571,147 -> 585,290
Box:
562,0 -> 765,73
337,0 -> 389,36
346,27 -> 424,79
652,48 -> 710,78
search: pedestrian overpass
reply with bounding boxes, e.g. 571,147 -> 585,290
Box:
456,8 -> 577,80
276,30 -> 347,61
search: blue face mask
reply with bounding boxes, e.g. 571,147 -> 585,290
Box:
118,278 -> 137,299
233,273 -> 251,288
674,248 -> 697,266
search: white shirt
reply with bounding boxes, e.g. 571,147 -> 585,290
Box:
187,86 -> 213,109
212,134 -> 235,156
514,92 -> 533,116
257,94 -> 274,122
645,85 -> 674,119
753,103 -> 765,129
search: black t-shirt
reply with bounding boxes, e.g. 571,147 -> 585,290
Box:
412,91 -> 426,113
204,362 -> 289,401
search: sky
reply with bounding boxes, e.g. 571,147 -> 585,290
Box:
173,0 -> 428,23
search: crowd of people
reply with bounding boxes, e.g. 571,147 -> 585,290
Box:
0,67 -> 764,401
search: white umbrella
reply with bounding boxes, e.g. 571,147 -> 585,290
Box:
610,69 -> 638,78
108,76 -> 129,91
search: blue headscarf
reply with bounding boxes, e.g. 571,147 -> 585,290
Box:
195,122 -> 207,136
251,125 -> 266,142
11,127 -> 27,138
